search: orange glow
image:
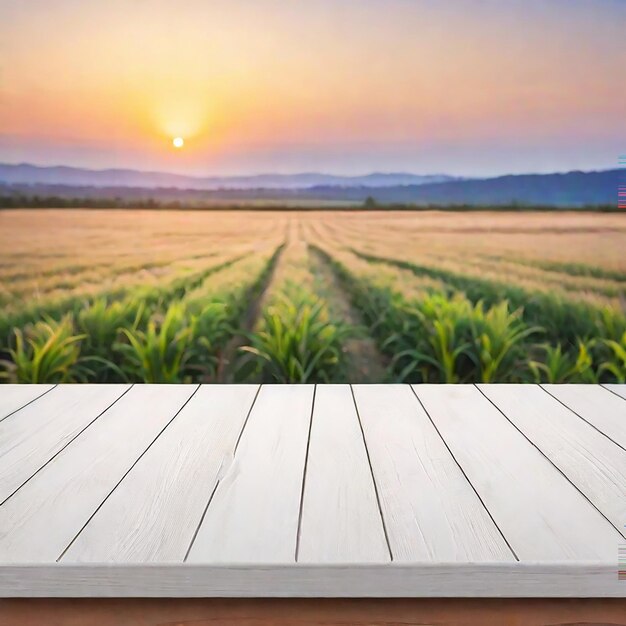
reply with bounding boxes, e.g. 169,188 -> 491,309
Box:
1,1 -> 624,174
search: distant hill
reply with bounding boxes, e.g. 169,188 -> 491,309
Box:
0,163 -> 455,190
0,166 -> 620,208
303,169 -> 621,207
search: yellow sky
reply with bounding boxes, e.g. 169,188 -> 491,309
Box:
1,1 -> 624,175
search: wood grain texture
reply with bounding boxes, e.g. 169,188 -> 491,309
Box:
62,385 -> 259,563
0,563 -> 623,597
353,384 -> 513,562
0,385 -> 197,563
0,384 -> 129,504
186,385 -> 314,564
605,384 -> 626,401
543,384 -> 626,449
2,598 -> 626,626
413,384 -> 622,561
0,384 -> 54,422
480,383 -> 626,536
297,385 -> 389,563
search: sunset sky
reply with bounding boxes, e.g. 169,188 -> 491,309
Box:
1,0 -> 624,177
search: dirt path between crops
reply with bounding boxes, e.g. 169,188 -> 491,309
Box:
217,243 -> 285,383
308,244 -> 389,383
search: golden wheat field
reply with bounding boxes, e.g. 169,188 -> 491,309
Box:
1,209 -> 625,384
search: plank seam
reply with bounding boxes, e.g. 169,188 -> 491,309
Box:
232,385 -> 263,455
409,385 -> 519,562
350,384 -> 394,562
601,384 -> 626,403
476,384 -> 626,541
295,384 -> 317,562
57,384 -> 201,562
0,384 -> 133,508
540,385 -> 626,453
0,384 -> 58,424
183,384 -> 262,562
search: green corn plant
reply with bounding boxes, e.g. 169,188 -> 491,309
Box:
115,302 -> 192,383
529,340 -> 596,383
597,305 -> 626,342
391,293 -> 473,383
597,331 -> 626,382
77,297 -> 145,351
187,301 -> 232,380
470,300 -> 541,383
76,297 -> 146,380
0,315 -> 88,383
241,283 -> 352,383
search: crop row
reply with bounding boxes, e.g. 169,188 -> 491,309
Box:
0,248 -> 281,383
311,245 -> 626,383
2,236 -> 625,384
310,219 -> 626,306
0,249 -> 253,348
351,249 -> 626,347
0,253 -> 222,307
237,241 -> 353,383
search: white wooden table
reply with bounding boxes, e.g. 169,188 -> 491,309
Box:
0,383 -> 624,598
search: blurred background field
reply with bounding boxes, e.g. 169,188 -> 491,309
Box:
1,208 -> 625,384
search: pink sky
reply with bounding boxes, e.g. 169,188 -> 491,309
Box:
1,0 -> 624,176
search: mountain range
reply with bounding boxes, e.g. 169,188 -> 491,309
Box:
0,163 -> 454,190
302,169 -> 621,206
0,163 -> 621,207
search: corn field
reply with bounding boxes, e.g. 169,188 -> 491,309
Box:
1,209 -> 625,384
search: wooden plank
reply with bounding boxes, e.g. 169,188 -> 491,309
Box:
1,382 -> 625,599
0,563 -> 624,598
0,384 -> 129,504
62,385 -> 259,563
0,384 -> 55,422
0,384 -> 197,563
186,384 -> 313,564
297,385 -> 389,563
479,384 -> 626,536
413,384 -> 622,561
603,383 -> 626,401
543,384 -> 626,449
353,385 -> 513,562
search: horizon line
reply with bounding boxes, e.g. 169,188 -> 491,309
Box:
0,160 -> 620,182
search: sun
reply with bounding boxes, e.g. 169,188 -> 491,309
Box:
172,137 -> 184,149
